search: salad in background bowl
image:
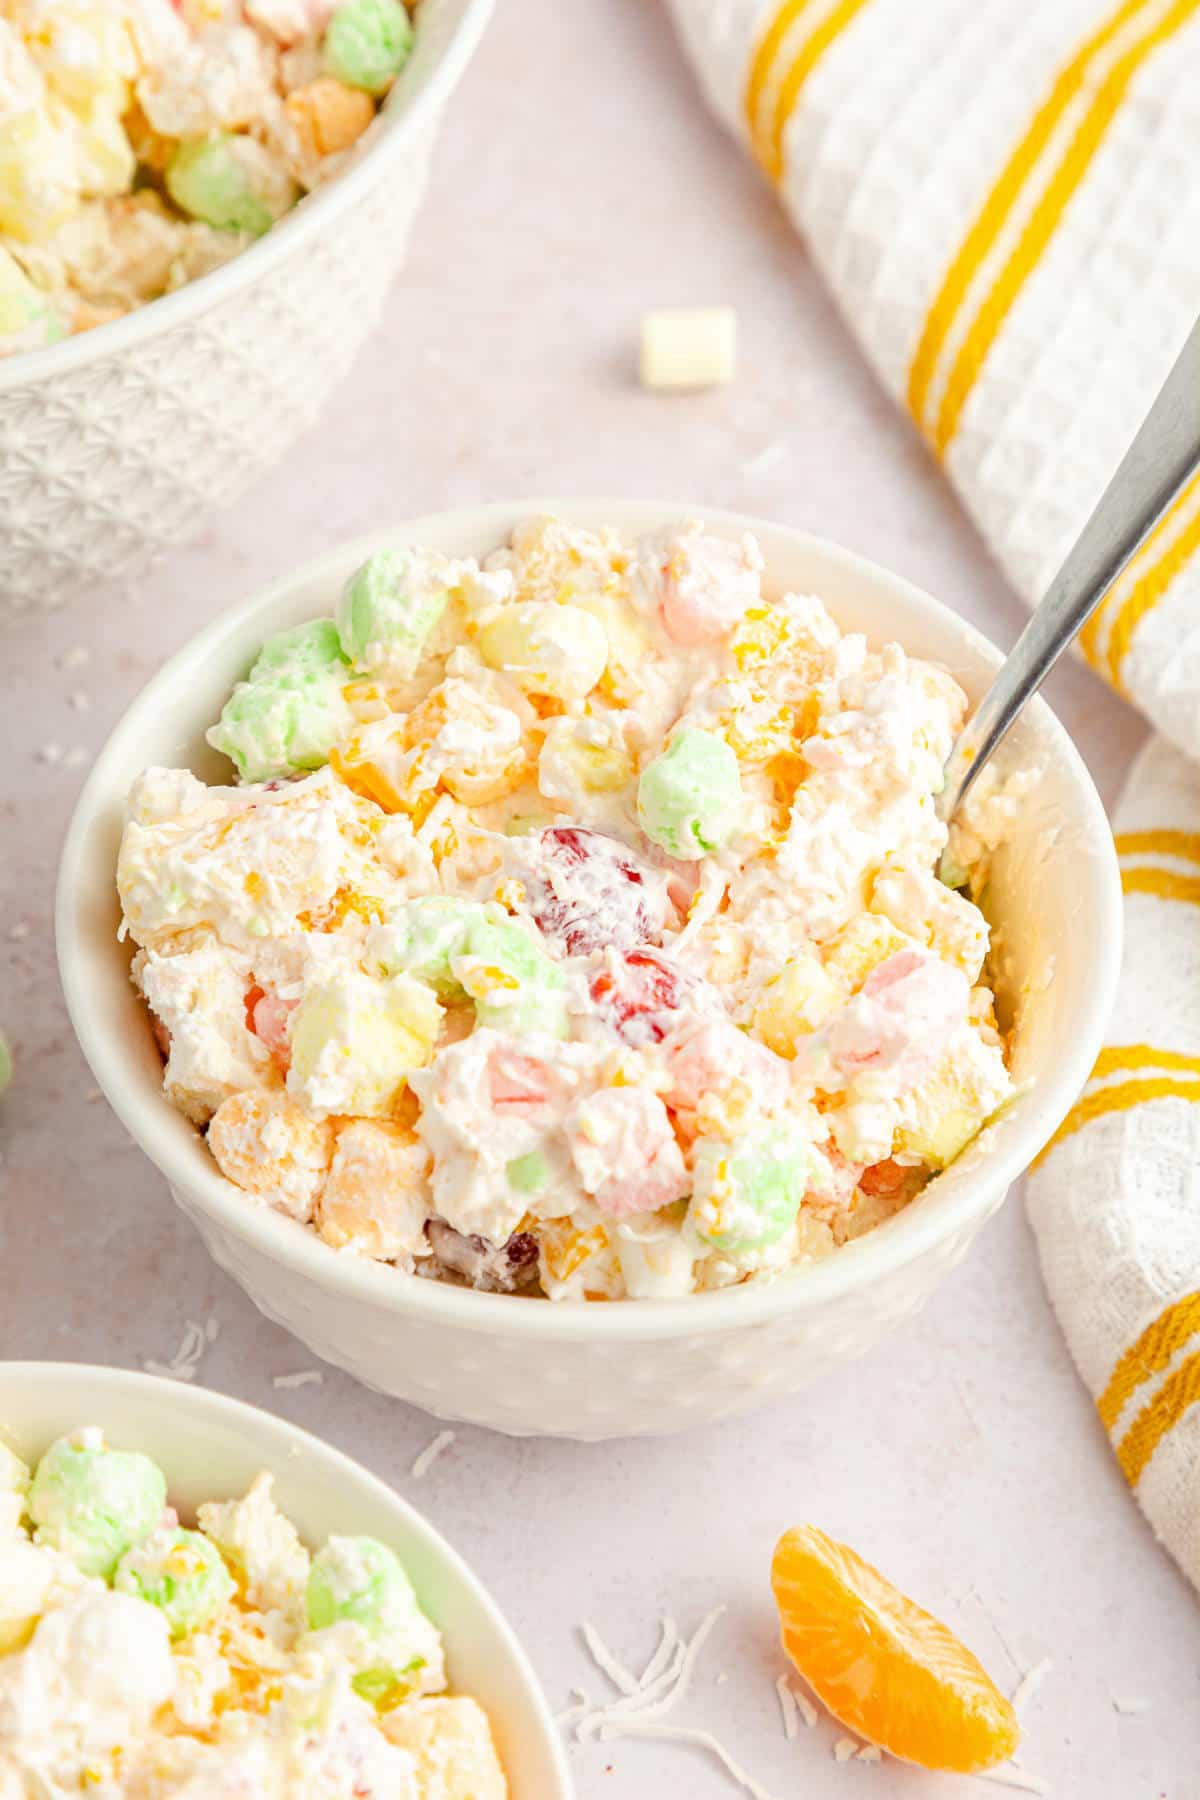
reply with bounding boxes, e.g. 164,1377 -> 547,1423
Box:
0,1363 -> 569,1793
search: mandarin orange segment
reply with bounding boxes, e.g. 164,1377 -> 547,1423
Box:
771,1525 -> 1019,1773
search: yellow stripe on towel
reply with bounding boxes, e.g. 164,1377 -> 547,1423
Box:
1116,1348 -> 1200,1485
745,0 -> 815,164
1105,477 -> 1200,690
1080,472 -> 1200,671
1122,867 -> 1200,907
745,0 -> 873,180
1115,830 -> 1200,867
1092,1044 -> 1200,1080
934,0 -> 1200,456
1032,1075 -> 1200,1167
1097,1291 -> 1200,1430
907,0 -> 1152,438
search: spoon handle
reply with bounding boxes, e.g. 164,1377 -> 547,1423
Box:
939,316 -> 1200,821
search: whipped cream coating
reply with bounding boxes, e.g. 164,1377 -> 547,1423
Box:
0,0 -> 420,355
0,1428 -> 506,1798
117,516 -> 1019,1301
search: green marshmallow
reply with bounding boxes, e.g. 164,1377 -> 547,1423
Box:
307,1535 -> 418,1635
324,0 -> 415,95
114,1527 -> 235,1640
459,917 -> 568,1038
637,728 -> 742,861
251,620 -> 349,680
506,1148 -> 550,1195
166,135 -> 276,236
351,1659 -> 426,1709
337,550 -> 451,677
689,1125 -> 828,1257
372,896 -> 485,998
29,1435 -> 167,1581
207,620 -> 355,784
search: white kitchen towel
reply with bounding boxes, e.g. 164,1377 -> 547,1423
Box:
668,0 -> 1200,764
1027,737 -> 1200,1589
668,0 -> 1200,1589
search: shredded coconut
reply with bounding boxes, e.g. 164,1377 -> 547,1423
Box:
271,1370 -> 323,1390
1111,1696 -> 1150,1715
58,646 -> 90,669
143,1316 -> 218,1381
775,1674 -> 799,1740
8,922 -> 29,940
833,1736 -> 859,1761
555,1688 -> 591,1726
970,1768 -> 1051,1795
600,1721 -> 781,1800
741,439 -> 789,477
856,1745 -> 882,1763
568,1607 -> 777,1799
410,1430 -> 456,1479
1010,1657 -> 1052,1716
640,1618 -> 680,1689
791,1684 -> 818,1729
582,1622 -> 640,1696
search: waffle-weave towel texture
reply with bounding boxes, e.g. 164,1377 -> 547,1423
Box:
668,0 -> 1200,1587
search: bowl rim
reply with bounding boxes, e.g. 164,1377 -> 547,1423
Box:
56,497 -> 1124,1344
0,1360 -> 571,1794
0,0 -> 494,394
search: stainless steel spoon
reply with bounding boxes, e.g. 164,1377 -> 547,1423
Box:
937,317 -> 1200,824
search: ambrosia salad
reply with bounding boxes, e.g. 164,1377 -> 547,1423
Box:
0,0 -> 421,354
117,516 -> 1017,1302
0,1428 -> 506,1796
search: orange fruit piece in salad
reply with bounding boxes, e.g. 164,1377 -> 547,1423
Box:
771,1526 -> 1020,1773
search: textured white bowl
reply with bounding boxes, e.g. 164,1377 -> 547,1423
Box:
56,500 -> 1123,1440
0,0 -> 491,615
0,1362 -> 570,1797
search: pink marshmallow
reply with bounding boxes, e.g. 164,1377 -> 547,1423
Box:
564,1087 -> 689,1219
662,1015 -> 791,1115
656,532 -> 762,646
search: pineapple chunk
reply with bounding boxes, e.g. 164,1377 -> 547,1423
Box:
0,1541 -> 55,1654
870,863 -> 989,981
0,1440 -> 29,1535
574,589 -> 651,703
288,970 -> 442,1121
538,1218 -> 609,1283
382,1697 -> 507,1800
895,1039 -> 1009,1170
897,1099 -> 981,1171
754,952 -> 843,1056
823,914 -> 916,990
538,712 -> 633,799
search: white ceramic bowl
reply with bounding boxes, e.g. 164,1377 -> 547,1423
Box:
56,500 -> 1123,1440
0,0 -> 491,615
0,1362 -> 570,1796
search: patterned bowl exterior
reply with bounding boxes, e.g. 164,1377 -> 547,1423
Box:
172,1180 -> 1005,1439
0,0 -> 490,615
